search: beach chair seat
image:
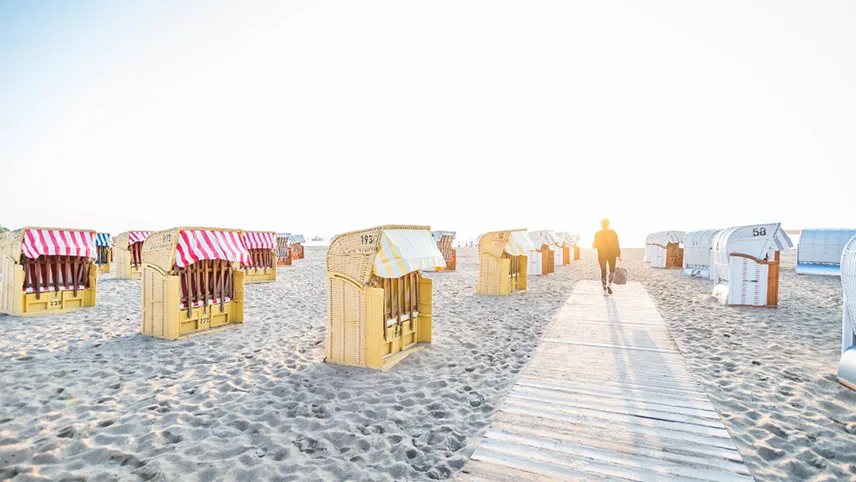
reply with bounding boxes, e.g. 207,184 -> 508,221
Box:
646,231 -> 685,269
114,231 -> 152,279
94,233 -> 113,274
241,231 -> 277,284
528,230 -> 561,276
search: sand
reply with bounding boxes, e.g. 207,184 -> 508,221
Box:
0,247 -> 581,481
1,247 -> 854,481
634,249 -> 856,481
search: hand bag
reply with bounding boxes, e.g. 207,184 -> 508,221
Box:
613,259 -> 628,285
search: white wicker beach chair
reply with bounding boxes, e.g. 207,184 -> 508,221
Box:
837,233 -> 856,390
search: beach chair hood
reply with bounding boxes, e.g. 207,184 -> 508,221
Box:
242,231 -> 276,251
529,230 -> 562,249
647,231 -> 686,247
95,233 -> 113,248
374,229 -> 446,278
556,232 -> 580,246
327,225 -> 445,287
142,227 -> 250,272
683,229 -> 720,266
6,227 -> 97,260
712,224 -> 792,261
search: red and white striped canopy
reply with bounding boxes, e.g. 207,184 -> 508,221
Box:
174,230 -> 250,268
21,229 -> 97,259
242,231 -> 276,250
128,231 -> 152,245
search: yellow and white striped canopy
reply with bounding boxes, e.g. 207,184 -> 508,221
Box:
373,229 -> 446,279
505,231 -> 536,256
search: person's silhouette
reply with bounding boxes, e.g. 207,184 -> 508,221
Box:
592,218 -> 621,294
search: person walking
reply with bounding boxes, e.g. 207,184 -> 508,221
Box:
592,218 -> 621,294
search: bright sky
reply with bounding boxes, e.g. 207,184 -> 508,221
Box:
1,1 -> 853,247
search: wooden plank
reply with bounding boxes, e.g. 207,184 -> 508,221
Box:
511,385 -> 721,420
515,379 -> 717,411
490,412 -> 745,464
458,281 -> 753,481
541,339 -> 682,355
482,431 -> 753,481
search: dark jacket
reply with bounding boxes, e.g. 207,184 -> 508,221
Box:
592,229 -> 621,259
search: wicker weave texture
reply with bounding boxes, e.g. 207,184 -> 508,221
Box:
843,235 -> 856,331
114,232 -> 131,251
327,225 -> 430,287
326,276 -> 368,367
114,247 -> 138,279
477,253 -> 505,295
478,230 -> 510,259
142,227 -> 243,273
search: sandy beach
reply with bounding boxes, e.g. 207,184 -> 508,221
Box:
1,247 -> 854,481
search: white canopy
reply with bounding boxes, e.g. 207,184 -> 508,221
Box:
373,229 -> 446,279
646,231 -> 686,247
506,231 -> 536,256
529,230 -> 561,249
556,232 -> 580,246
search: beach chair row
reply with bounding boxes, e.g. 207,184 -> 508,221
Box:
640,225 -> 856,392
0,227 -> 308,317
645,224 -> 856,309
0,225 -> 581,373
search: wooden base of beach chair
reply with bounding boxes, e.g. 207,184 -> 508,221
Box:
574,245 -> 581,261
446,249 -> 456,271
326,272 -> 433,370
244,266 -> 277,284
141,262 -> 245,340
477,254 -> 527,295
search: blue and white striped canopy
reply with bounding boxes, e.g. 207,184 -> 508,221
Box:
95,233 -> 112,247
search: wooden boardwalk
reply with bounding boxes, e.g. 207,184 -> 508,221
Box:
459,281 -> 754,482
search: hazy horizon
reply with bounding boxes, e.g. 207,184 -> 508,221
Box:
2,1 -> 853,249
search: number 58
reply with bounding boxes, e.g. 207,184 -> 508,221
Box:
752,227 -> 767,237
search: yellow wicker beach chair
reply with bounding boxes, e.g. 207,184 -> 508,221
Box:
140,227 -> 247,339
241,231 -> 277,284
476,229 -> 534,295
1,227 -> 98,316
114,231 -> 152,279
325,225 -> 445,370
